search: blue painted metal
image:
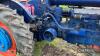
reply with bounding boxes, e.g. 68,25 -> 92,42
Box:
43,28 -> 57,41
65,29 -> 91,45
44,13 -> 100,45
54,7 -> 62,22
3,0 -> 100,22
29,0 -> 43,16
12,0 -> 35,23
0,28 -> 12,52
2,0 -> 100,46
50,0 -> 100,7
65,29 -> 100,45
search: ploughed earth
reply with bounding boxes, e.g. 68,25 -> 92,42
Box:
41,38 -> 100,56
17,38 -> 100,56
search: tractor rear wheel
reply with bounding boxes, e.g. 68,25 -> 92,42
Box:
0,4 -> 34,56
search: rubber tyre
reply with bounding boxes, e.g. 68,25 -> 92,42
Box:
0,4 -> 34,56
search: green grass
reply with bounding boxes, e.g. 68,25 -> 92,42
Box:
17,38 -> 64,56
60,5 -> 71,12
33,41 -> 49,56
17,52 -> 22,56
33,38 -> 64,56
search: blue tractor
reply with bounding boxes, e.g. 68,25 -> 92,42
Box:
29,0 -> 100,46
1,0 -> 100,56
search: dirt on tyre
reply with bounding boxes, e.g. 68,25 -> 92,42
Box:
0,4 -> 34,56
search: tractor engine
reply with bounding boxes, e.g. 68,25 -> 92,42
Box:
29,0 -> 100,46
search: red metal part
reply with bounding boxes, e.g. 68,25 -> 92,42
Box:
90,45 -> 100,52
20,0 -> 34,15
20,0 -> 28,2
0,21 -> 16,56
24,4 -> 34,15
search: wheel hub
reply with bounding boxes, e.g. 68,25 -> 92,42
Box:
0,21 -> 16,56
0,28 -> 12,52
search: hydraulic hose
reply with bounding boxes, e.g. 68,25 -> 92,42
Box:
45,13 -> 74,30
45,13 -> 100,32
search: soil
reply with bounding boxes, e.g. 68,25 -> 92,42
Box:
42,40 -> 99,56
